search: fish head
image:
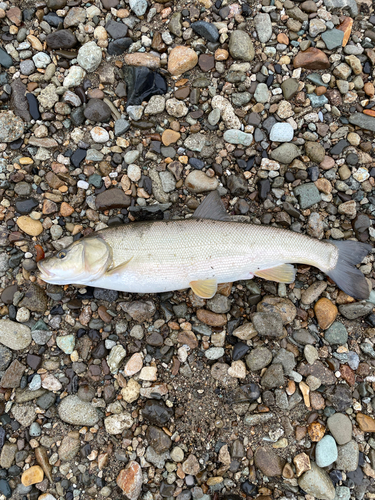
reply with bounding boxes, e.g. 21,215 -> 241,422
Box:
37,236 -> 112,285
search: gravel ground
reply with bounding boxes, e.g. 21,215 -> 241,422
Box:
0,0 -> 374,499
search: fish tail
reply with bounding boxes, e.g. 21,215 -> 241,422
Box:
325,240 -> 372,300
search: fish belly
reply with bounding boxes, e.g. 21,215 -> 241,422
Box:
89,219 -> 335,293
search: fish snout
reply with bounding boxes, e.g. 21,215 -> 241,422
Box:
37,261 -> 53,281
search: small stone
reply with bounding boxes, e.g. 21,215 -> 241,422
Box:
356,413 -> 375,432
105,412 -> 133,434
270,123 -> 294,142
293,48 -> 330,70
252,312 -> 284,338
63,66 -> 86,88
254,447 -> 284,476
191,21 -> 219,42
325,322 -> 348,345
229,30 -> 255,61
56,334 -> 75,354
270,143 -> 300,164
21,466 -> 44,487
314,298 -> 338,330
58,395 -> 99,426
339,302 -> 373,319
91,126 -> 109,143
301,282 -> 328,305
254,13 -> 272,43
0,319 -> 31,350
246,347 -> 272,371
117,461 -> 142,500
196,309 -> 226,326
223,129 -> 253,146
46,29 -> 77,49
261,364 -> 285,388
335,440 -> 359,471
305,141 -> 326,163
185,171 -> 219,193
321,29 -> 344,50
327,413 -> 352,445
77,42 -> 102,73
129,0 -> 148,16
315,435 -> 337,467
162,129 -> 180,146
168,46 -> 198,76
293,453 -> 311,477
0,112 -> 24,142
182,454 -> 200,476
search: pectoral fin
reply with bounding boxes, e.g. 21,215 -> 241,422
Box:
190,278 -> 217,299
255,264 -> 296,283
106,257 -> 133,277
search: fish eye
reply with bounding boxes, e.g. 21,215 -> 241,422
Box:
57,251 -> 67,259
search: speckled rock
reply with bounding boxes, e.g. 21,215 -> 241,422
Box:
58,395 -> 99,426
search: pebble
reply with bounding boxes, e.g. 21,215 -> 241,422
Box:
315,435 -> 337,467
117,461 -> 142,500
0,319 -> 31,349
0,112 -> 24,142
58,395 -> 99,426
270,123 -> 294,142
325,322 -> 348,345
168,46 -> 198,76
335,440 -> 359,471
21,466 -> 44,487
327,413 -> 352,444
254,447 -> 284,476
223,129 -> 253,146
185,171 -> 219,193
229,30 -> 255,61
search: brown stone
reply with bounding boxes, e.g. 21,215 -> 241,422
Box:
277,33 -> 289,44
293,48 -> 330,70
35,446 -> 53,482
295,426 -> 307,440
254,447 -> 285,477
124,353 -> 143,376
60,202 -> 74,216
162,129 -> 181,146
17,216 -> 43,236
177,330 -> 198,349
198,54 -> 215,72
151,31 -> 166,53
1,359 -> 25,388
124,53 -> 160,69
293,452 -> 311,477
215,48 -> 229,60
340,365 -> 355,386
257,296 -> 296,324
310,391 -> 325,410
168,46 -> 198,76
96,188 -> 131,210
315,86 -> 327,96
364,82 -> 375,98
42,200 -> 57,215
307,422 -> 325,442
337,17 -> 353,47
356,413 -> 375,432
175,86 -> 190,100
21,465 -> 44,486
298,360 -> 336,386
364,109 -> 375,118
6,6 -> 21,25
196,309 -> 227,327
315,178 -> 332,194
314,298 -> 337,330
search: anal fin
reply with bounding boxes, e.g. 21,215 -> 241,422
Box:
105,257 -> 133,277
254,264 -> 296,283
190,278 -> 217,299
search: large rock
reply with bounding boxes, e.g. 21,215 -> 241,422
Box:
0,112 -> 24,142
254,447 -> 285,476
229,30 -> 255,61
0,319 -> 31,350
185,171 -> 219,193
298,462 -> 335,500
293,48 -> 330,70
349,113 -> 375,132
168,46 -> 198,76
58,395 -> 99,426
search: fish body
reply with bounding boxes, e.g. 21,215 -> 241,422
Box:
38,191 -> 372,300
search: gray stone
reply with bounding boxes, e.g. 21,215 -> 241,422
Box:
246,347 -> 272,371
281,78 -> 299,100
77,42 -> 102,73
349,113 -> 375,132
32,52 -> 51,69
272,348 -> 296,375
191,21 -> 219,43
144,95 -> 165,115
169,12 -> 182,37
0,48 -> 13,68
129,0 -> 148,16
261,364 -> 285,388
0,112 -> 24,143
308,94 -> 329,108
229,30 -> 255,62
105,19 -> 128,39
321,29 -> 344,50
339,302 -> 373,320
254,83 -> 269,103
323,0 -> 358,17
84,99 -> 111,123
335,440 -> 359,471
327,413 -> 352,445
184,133 -> 207,152
115,118 -> 130,136
254,13 -> 272,43
63,65 -> 85,88
270,143 -> 300,163
146,446 -> 170,468
270,123 -> 294,142
252,312 -> 284,338
316,435 -> 338,467
292,329 -> 317,345
334,486 -> 350,500
223,129 -> 253,146
0,319 -> 31,350
231,92 -> 251,106
159,171 -> 176,193
325,322 -> 348,345
294,183 -> 321,209
244,412 -> 274,426
208,108 -> 220,126
298,462 -> 335,500
207,295 -> 231,314
58,395 -> 100,426
19,59 -> 35,76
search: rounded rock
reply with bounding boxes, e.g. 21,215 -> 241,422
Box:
77,41 -> 102,73
168,46 -> 198,76
58,395 -> 99,426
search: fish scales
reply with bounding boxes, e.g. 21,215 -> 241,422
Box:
94,220 -> 336,293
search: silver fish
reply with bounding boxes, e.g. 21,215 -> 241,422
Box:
38,191 -> 372,300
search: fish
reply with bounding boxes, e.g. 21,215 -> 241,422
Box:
38,191 -> 373,300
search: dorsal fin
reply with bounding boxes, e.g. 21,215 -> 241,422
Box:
192,191 -> 231,221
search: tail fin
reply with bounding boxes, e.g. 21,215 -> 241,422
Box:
326,240 -> 372,300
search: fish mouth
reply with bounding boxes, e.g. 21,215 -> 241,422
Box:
37,261 -> 53,281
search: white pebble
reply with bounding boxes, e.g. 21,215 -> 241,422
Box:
77,180 -> 89,190
90,126 -> 109,143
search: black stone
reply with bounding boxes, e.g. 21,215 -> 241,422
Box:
23,8 -> 35,21
143,399 -> 173,426
123,66 -> 167,109
191,21 -> 219,42
189,158 -> 205,170
105,20 -> 128,39
27,354 -> 42,371
307,166 -> 319,182
107,38 -> 133,56
15,198 -> 39,215
70,148 -> 87,168
330,139 -> 349,155
241,481 -> 257,496
0,479 -> 11,498
347,467 -> 364,486
26,93 -> 41,121
364,62 -> 371,75
46,29 -> 77,49
232,342 -> 250,361
346,153 -> 358,166
0,49 -> 12,69
71,107 -> 85,126
330,384 -> 352,411
258,179 -> 270,200
43,12 -> 64,27
93,288 -> 119,301
84,99 -> 112,123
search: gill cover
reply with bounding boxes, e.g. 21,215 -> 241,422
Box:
83,236 -> 112,280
